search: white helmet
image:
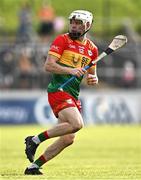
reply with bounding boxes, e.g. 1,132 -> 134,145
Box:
68,10 -> 93,26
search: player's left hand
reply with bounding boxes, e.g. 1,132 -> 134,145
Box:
87,74 -> 98,85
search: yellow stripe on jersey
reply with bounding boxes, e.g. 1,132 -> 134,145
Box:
58,50 -> 92,68
48,51 -> 61,59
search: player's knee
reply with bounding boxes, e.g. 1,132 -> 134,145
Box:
72,121 -> 84,133
63,134 -> 75,146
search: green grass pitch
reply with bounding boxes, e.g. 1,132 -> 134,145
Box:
0,125 -> 141,180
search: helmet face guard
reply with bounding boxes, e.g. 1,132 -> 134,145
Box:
68,10 -> 93,40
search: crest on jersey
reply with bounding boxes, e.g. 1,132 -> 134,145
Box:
88,50 -> 93,56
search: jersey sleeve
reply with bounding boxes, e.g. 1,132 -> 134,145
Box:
91,45 -> 98,67
48,35 -> 66,59
92,46 -> 98,60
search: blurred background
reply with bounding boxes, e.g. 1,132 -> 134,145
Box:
0,0 -> 141,125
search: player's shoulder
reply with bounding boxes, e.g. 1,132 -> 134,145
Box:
86,38 -> 98,50
54,33 -> 70,42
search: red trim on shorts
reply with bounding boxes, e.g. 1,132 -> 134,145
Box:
48,91 -> 81,117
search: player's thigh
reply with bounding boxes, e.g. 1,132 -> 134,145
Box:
58,106 -> 84,128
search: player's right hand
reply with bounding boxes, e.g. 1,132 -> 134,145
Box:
69,68 -> 86,77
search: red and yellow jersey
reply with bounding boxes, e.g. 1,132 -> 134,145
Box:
47,33 -> 98,99
48,33 -> 98,68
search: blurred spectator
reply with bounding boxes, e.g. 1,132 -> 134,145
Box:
121,60 -> 136,88
17,46 -> 37,88
18,47 -> 33,72
54,16 -> 66,33
16,1 -> 34,43
0,49 -> 16,89
38,0 -> 55,42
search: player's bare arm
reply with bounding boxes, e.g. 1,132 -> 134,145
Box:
44,54 -> 86,77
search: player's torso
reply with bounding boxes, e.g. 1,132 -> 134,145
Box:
58,34 -> 96,68
47,34 -> 98,99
